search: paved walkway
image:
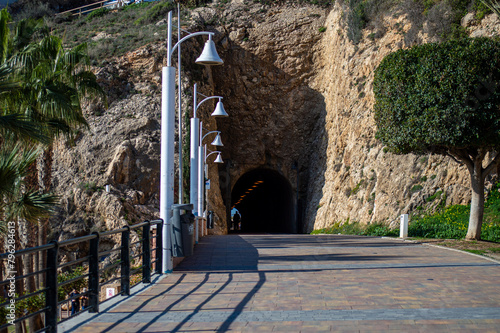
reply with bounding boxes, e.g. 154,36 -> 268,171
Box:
61,234 -> 500,332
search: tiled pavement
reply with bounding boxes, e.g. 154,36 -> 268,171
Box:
60,234 -> 500,332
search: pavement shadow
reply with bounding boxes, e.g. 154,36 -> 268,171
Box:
247,234 -> 422,249
60,274 -> 186,333
258,253 -> 401,262
138,235 -> 263,333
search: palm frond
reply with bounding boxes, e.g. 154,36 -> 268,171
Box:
0,145 -> 21,196
0,9 -> 10,63
74,71 -> 107,103
63,43 -> 90,70
0,64 -> 21,94
7,190 -> 58,223
45,118 -> 72,136
13,18 -> 41,52
0,113 -> 50,144
0,144 -> 40,195
480,0 -> 500,17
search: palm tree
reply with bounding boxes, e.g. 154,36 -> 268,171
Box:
0,9 -> 55,228
0,8 -> 106,331
0,8 -> 106,220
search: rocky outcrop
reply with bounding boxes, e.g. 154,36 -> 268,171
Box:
49,0 -> 500,240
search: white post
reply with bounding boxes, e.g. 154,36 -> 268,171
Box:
177,5 -> 183,205
191,117 -> 200,244
190,84 -> 200,217
160,11 -> 175,274
190,118 -> 200,213
400,214 -> 408,238
197,144 -> 205,222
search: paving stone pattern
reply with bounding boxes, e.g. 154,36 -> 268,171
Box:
61,234 -> 500,332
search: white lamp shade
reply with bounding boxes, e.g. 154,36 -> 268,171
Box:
212,100 -> 228,117
211,133 -> 224,147
195,39 -> 223,65
214,153 -> 223,163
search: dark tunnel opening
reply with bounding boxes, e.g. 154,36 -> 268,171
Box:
230,169 -> 296,234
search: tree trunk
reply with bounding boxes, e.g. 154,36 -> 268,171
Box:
37,221 -> 47,288
27,230 -> 36,333
466,159 -> 484,240
37,147 -> 52,288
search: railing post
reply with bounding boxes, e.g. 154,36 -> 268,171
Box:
89,233 -> 100,313
121,226 -> 131,296
155,220 -> 163,275
45,241 -> 58,333
143,221 -> 151,283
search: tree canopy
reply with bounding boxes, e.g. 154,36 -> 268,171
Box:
0,8 -> 105,229
373,37 -> 500,240
374,37 -> 500,155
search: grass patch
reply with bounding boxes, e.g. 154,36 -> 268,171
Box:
410,184 -> 423,193
487,247 -> 500,252
312,181 -> 500,243
464,249 -> 486,255
311,220 -> 399,237
50,1 -> 173,63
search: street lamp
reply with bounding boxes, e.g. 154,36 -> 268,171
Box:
192,128 -> 224,243
160,10 -> 223,273
190,83 -> 227,220
197,147 -> 224,237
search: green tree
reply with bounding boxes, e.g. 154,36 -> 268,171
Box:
373,37 -> 500,240
0,9 -> 57,228
0,8 -> 105,330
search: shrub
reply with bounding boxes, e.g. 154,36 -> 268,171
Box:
86,8 -> 110,22
312,182 -> 500,242
364,223 -> 399,236
474,0 -> 492,19
77,181 -> 100,195
408,205 -> 469,239
346,0 -> 369,44
58,266 -> 88,301
311,220 -> 398,237
134,0 -> 176,26
410,184 -> 423,193
426,190 -> 443,202
13,1 -> 54,20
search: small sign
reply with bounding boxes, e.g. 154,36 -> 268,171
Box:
106,288 -> 115,299
206,179 -> 211,190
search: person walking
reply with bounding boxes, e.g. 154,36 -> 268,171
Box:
233,212 -> 241,231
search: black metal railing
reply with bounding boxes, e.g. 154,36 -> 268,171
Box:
0,219 -> 163,333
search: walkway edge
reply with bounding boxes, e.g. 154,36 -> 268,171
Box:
381,236 -> 500,264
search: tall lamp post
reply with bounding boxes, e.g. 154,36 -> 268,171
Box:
193,128 -> 224,242
190,83 -> 228,219
161,11 -> 223,273
198,148 -> 224,234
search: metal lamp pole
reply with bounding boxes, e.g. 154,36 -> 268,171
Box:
160,11 -> 222,273
197,142 -> 223,237
190,83 -> 227,218
192,127 -> 224,242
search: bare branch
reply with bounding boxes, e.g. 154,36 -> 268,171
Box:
483,151 -> 500,181
448,148 -> 474,172
446,152 -> 463,165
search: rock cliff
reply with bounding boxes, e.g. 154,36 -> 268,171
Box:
49,0 -> 500,240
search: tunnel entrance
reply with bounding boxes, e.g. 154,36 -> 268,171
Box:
230,169 -> 296,234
